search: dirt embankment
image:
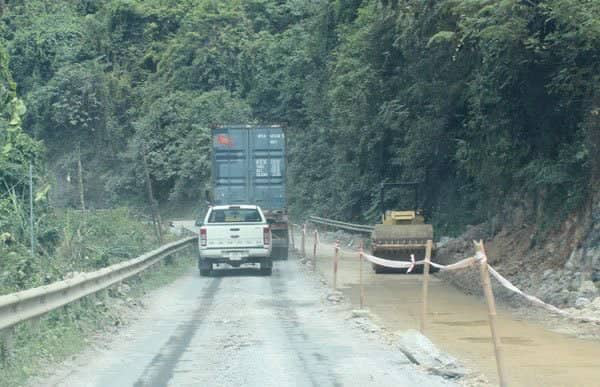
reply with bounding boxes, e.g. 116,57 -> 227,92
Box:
435,198 -> 600,326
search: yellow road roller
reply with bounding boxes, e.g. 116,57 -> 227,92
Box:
371,183 -> 434,273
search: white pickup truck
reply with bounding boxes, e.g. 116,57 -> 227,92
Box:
197,204 -> 273,276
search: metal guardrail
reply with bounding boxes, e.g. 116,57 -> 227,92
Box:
308,216 -> 374,234
0,236 -> 197,331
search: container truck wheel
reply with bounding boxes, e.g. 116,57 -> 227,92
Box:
274,247 -> 288,260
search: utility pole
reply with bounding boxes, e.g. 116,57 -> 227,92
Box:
142,146 -> 163,244
29,162 -> 34,257
77,143 -> 86,212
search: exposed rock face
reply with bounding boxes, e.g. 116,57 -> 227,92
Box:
579,280 -> 598,298
575,297 -> 591,309
568,201 -> 600,281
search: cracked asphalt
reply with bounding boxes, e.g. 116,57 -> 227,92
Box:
38,256 -> 456,387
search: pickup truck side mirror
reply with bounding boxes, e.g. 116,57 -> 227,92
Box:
194,219 -> 203,227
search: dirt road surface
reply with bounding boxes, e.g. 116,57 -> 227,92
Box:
308,235 -> 600,387
36,249 -> 455,386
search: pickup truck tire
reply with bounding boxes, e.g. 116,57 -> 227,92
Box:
198,259 -> 212,276
200,268 -> 212,276
260,267 -> 273,276
260,259 -> 273,276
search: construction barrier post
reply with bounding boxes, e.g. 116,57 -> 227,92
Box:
301,223 -> 306,257
420,240 -> 433,333
359,240 -> 365,309
333,240 -> 340,290
290,224 -> 295,250
476,240 -> 507,387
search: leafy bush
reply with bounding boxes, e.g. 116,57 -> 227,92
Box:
0,207 -> 156,296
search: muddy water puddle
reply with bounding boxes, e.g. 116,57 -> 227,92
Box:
309,240 -> 600,386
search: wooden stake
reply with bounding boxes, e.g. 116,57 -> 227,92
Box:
477,240 -> 507,387
420,240 -> 433,333
359,240 -> 365,309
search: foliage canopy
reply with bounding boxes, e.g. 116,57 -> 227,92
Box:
1,0 -> 598,235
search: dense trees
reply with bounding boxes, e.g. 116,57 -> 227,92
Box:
0,0 -> 597,236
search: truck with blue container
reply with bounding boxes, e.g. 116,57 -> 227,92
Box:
209,125 -> 289,259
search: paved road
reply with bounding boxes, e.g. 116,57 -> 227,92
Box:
39,257 -> 455,387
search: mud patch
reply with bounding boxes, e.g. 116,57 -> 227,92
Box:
434,320 -> 488,327
459,336 -> 536,346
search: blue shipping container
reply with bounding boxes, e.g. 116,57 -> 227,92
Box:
211,125 -> 286,210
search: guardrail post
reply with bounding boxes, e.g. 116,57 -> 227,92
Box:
1,327 -> 15,366
165,250 -> 175,265
301,223 -> 306,257
359,240 -> 365,309
420,240 -> 433,333
476,241 -> 507,387
313,230 -> 318,262
333,240 -> 340,290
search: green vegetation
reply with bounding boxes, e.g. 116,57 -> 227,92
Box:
0,0 -> 597,383
1,0 -> 598,238
0,208 -> 157,295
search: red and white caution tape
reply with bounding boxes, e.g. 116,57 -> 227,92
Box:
487,265 -> 567,316
361,248 -> 599,323
361,252 -> 421,269
430,255 -> 482,271
361,251 -> 481,272
407,254 -> 416,273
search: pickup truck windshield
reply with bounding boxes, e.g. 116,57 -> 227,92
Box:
207,208 -> 263,223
